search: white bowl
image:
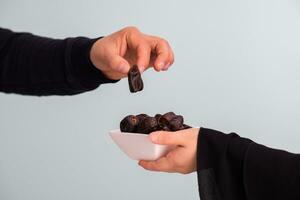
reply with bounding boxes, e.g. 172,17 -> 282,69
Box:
109,129 -> 174,161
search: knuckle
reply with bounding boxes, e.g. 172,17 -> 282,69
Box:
124,26 -> 140,34
159,39 -> 169,47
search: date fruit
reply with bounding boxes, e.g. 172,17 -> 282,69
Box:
128,65 -> 143,93
136,117 -> 158,134
120,115 -> 139,132
136,114 -> 149,122
120,112 -> 191,134
169,115 -> 184,131
158,112 -> 176,127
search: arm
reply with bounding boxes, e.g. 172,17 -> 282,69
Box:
0,27 -> 174,96
0,28 -> 113,95
139,128 -> 300,200
198,128 -> 300,200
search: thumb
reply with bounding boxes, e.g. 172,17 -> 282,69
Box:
109,55 -> 131,74
149,131 -> 186,146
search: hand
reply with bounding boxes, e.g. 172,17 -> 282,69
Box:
139,128 -> 200,174
90,26 -> 174,80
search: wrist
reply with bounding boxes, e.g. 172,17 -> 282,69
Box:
89,37 -> 105,71
70,37 -> 118,87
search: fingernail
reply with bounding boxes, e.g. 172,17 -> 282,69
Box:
162,62 -> 170,71
157,62 -> 165,70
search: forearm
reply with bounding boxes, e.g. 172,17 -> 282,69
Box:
0,28 -> 115,96
197,128 -> 300,200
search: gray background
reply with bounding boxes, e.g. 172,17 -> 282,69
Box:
1,0 -> 300,199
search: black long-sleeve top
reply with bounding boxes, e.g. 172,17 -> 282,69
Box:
0,28 -> 115,95
197,128 -> 300,200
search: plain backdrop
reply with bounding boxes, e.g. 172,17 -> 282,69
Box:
1,0 -> 300,199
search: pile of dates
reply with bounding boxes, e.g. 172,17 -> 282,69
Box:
120,112 -> 191,134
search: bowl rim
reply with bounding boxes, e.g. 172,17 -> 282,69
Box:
109,129 -> 151,137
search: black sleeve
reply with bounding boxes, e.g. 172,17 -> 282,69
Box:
197,127 -> 300,200
0,28 -> 118,96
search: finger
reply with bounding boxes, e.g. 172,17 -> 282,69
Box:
149,131 -> 187,146
149,38 -> 170,71
162,44 -> 175,71
138,157 -> 174,172
109,55 -> 131,74
136,43 -> 151,73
